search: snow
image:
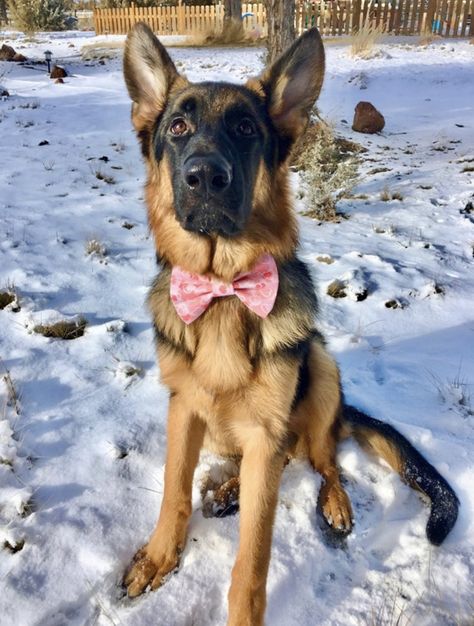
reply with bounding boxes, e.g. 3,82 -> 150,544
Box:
1,30 -> 473,626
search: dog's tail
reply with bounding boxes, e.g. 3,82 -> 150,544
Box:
343,405 -> 459,545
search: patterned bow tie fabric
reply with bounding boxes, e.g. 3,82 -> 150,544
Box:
170,254 -> 279,324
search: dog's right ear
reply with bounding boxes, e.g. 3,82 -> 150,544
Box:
124,23 -> 184,132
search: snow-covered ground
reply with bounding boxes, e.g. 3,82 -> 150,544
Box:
1,31 -> 473,626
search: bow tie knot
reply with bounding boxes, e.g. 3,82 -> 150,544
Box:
211,279 -> 235,298
170,254 -> 279,325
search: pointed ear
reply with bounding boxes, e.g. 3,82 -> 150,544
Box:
249,28 -> 325,147
123,22 -> 186,132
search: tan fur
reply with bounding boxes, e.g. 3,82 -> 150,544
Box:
290,342 -> 353,529
122,23 -> 349,626
352,428 -> 404,475
127,136 -> 346,626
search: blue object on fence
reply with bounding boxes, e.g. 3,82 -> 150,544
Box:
432,19 -> 442,32
242,12 -> 254,20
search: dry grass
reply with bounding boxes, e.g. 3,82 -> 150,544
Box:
1,356 -> 21,417
20,495 -> 37,518
42,160 -> 55,171
351,17 -> 385,59
429,369 -> 473,418
381,187 -> 403,202
3,539 -> 25,554
77,15 -> 95,32
85,238 -> 107,258
294,121 -> 361,221
368,167 -> 391,175
327,280 -> 347,299
316,255 -> 335,265
418,28 -> 441,47
185,20 -> 255,46
33,317 -> 87,340
0,291 -> 15,309
81,40 -> 124,61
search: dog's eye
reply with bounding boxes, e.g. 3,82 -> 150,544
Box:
237,118 -> 256,137
170,118 -> 188,136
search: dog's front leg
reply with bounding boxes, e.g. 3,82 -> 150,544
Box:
125,394 -> 205,597
227,428 -> 286,626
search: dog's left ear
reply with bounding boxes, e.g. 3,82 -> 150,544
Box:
249,28 -> 325,148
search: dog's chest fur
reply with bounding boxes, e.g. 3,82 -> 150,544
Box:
149,258 -> 318,397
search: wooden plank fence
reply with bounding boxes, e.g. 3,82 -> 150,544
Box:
93,0 -> 474,38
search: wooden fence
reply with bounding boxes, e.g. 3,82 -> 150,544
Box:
93,1 -> 474,38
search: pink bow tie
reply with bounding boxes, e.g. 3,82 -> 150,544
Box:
170,254 -> 279,325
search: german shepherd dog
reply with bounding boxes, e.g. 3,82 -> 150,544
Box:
122,23 -> 459,625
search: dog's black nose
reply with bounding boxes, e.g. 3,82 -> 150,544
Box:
183,155 -> 232,195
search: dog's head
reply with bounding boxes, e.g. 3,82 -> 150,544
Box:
124,24 -> 324,271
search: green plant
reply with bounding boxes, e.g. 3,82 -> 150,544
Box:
8,0 -> 69,34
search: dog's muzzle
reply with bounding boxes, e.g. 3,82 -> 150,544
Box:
178,154 -> 244,237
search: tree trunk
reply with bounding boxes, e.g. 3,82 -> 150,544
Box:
224,0 -> 241,21
223,0 -> 243,39
264,0 -> 296,65
0,0 -> 8,25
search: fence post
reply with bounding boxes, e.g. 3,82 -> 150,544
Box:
94,8 -> 99,35
352,0 -> 362,31
426,0 -> 437,32
177,0 -> 185,34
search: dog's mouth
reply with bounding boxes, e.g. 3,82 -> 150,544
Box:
178,204 -> 245,238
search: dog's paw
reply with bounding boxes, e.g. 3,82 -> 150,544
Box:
124,546 -> 179,597
319,482 -> 353,535
202,475 -> 240,518
213,476 -> 240,517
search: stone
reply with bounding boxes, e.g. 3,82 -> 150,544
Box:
12,53 -> 27,62
50,65 -> 68,79
54,78 -> 65,84
0,44 -> 16,61
352,101 -> 385,134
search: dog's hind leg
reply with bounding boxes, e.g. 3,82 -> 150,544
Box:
300,342 -> 353,533
124,394 -> 205,597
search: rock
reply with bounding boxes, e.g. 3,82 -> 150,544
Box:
50,65 -> 68,79
352,101 -> 385,134
38,140 -> 50,146
0,45 -> 27,62
1,88 -> 9,98
54,78 -> 65,84
0,44 -> 16,61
